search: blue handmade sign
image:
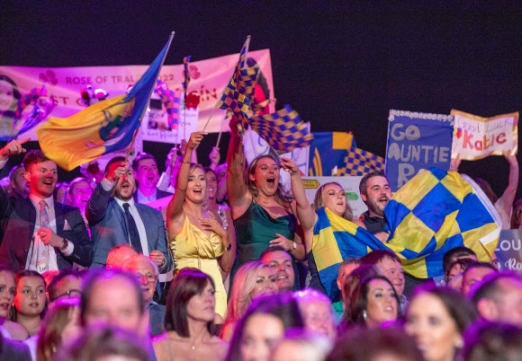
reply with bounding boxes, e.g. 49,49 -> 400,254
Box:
385,110 -> 454,191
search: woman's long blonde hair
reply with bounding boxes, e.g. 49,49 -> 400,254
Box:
313,182 -> 354,220
224,261 -> 271,324
245,155 -> 293,207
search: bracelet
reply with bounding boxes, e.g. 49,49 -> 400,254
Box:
182,160 -> 191,164
60,238 -> 68,251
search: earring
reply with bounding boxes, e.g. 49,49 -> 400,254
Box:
363,310 -> 367,320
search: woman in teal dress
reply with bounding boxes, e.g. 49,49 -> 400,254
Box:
226,117 -> 313,284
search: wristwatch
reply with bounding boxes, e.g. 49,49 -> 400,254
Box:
60,238 -> 69,251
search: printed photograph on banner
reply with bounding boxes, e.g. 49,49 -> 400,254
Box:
140,93 -> 199,144
451,109 -> 519,160
243,123 -> 310,193
385,109 -> 454,191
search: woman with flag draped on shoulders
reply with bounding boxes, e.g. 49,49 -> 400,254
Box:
226,116 -> 311,288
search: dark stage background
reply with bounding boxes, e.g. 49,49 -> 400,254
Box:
1,1 -> 521,200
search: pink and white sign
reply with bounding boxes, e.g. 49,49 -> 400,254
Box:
0,49 -> 273,140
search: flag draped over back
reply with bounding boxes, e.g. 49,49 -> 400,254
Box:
37,35 -> 173,171
312,168 -> 499,301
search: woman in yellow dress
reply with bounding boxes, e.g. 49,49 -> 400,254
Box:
167,132 -> 230,323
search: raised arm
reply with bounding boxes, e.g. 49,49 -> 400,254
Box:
167,132 -> 205,227
0,139 -> 29,218
86,161 -> 127,225
280,157 -> 315,231
226,117 -> 250,218
498,153 -> 519,216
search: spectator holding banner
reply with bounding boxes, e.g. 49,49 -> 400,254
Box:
451,153 -> 519,229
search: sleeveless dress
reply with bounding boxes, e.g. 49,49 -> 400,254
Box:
170,217 -> 227,319
231,200 -> 298,284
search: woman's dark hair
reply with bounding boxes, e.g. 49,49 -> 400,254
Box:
344,275 -> 400,326
327,326 -> 423,361
55,325 -> 149,361
0,74 -> 21,100
445,257 -> 476,283
10,270 -> 48,321
165,268 -> 216,337
341,266 -> 380,323
409,284 -> 477,334
463,321 -> 522,361
224,293 -> 304,361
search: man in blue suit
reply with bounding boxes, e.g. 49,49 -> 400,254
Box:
86,156 -> 172,272
0,139 -> 93,272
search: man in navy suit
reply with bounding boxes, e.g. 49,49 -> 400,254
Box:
132,153 -> 171,204
86,156 -> 172,272
0,139 -> 93,272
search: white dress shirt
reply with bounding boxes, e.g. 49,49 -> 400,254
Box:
26,194 -> 74,273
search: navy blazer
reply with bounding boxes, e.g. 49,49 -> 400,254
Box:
86,182 -> 172,272
133,188 -> 172,204
0,186 -> 93,272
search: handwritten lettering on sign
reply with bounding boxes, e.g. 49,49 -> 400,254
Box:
451,109 -> 518,161
496,229 -> 522,272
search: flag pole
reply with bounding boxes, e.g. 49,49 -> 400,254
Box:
124,31 -> 175,162
203,35 -> 251,133
215,130 -> 222,147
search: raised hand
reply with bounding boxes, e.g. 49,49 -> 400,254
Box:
0,138 -> 30,159
187,131 -> 207,151
106,161 -> 128,182
280,157 -> 300,175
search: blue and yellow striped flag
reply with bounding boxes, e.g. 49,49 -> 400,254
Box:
37,35 -> 173,171
248,105 -> 313,153
312,168 -> 499,301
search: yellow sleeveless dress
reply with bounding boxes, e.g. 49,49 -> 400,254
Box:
170,216 -> 227,319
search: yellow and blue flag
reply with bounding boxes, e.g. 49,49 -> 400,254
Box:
313,168 -> 499,301
37,35 -> 173,171
338,147 -> 385,176
248,105 -> 313,153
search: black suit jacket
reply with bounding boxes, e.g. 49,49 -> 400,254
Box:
0,186 -> 93,272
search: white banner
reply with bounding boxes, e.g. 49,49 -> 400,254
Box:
0,49 -> 273,139
451,109 -> 518,160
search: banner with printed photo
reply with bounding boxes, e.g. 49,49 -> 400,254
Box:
451,109 -> 519,160
385,110 -> 454,191
0,49 -> 273,141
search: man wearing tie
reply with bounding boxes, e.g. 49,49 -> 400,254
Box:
86,156 -> 172,273
0,139 -> 93,272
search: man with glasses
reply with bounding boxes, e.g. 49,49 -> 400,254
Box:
123,254 -> 165,336
47,269 -> 84,305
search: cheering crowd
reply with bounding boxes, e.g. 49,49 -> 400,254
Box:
0,116 -> 521,361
